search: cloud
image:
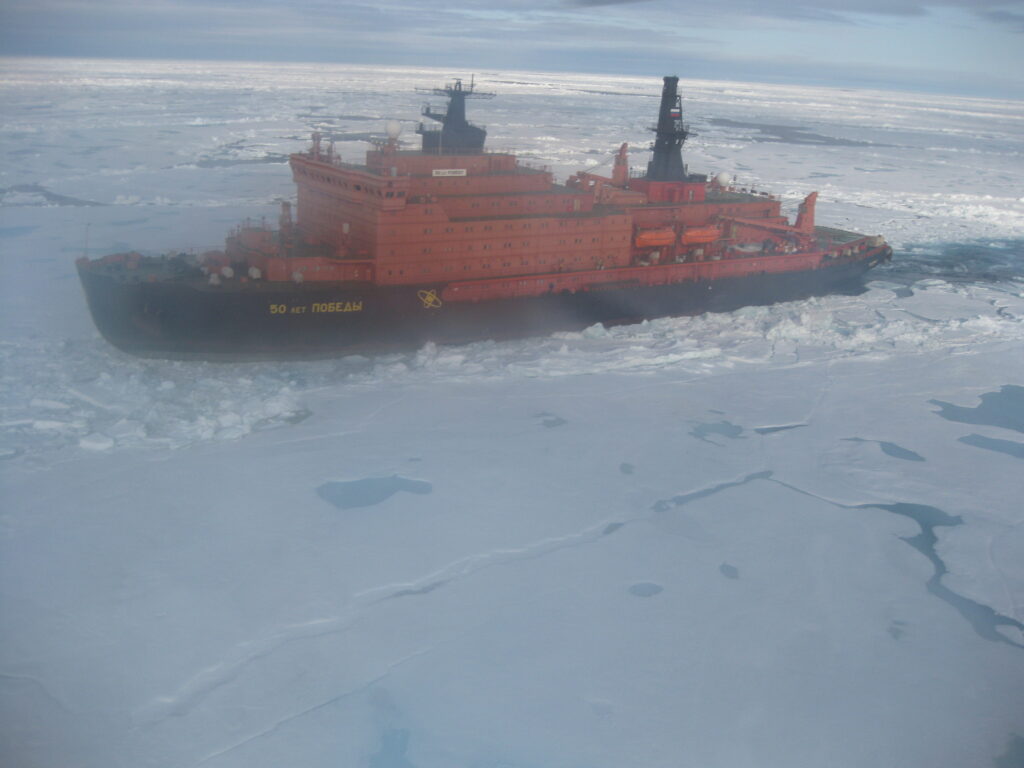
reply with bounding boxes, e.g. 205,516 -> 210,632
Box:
0,0 -> 1021,97
977,8 -> 1024,31
565,0 -> 1023,20
569,0 -> 653,6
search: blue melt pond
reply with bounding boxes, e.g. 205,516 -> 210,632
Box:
628,582 -> 664,598
930,385 -> 1024,433
317,475 -> 432,509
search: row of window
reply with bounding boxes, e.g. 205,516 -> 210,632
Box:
382,252 -> 620,278
298,166 -> 406,200
390,236 -> 623,257
448,197 -> 580,213
410,217 -> 622,237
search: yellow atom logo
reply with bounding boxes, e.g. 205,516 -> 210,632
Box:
417,289 -> 443,309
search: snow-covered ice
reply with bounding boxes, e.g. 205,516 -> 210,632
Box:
1,59 -> 1023,767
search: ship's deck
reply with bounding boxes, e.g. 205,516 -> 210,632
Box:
815,226 -> 866,243
706,189 -> 777,203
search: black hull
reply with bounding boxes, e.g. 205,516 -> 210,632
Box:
78,252 -> 888,359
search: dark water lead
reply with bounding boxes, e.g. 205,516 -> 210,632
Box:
651,471 -> 772,513
316,475 -> 432,510
994,733 -> 1024,768
862,503 -> 1024,650
930,385 -> 1024,433
886,238 -> 1024,285
753,424 -> 807,435
536,411 -> 567,428
887,619 -> 907,640
843,437 -> 925,461
719,563 -> 740,579
706,118 -> 881,148
689,420 -> 744,442
0,225 -> 38,238
959,434 -> 1024,460
369,728 -> 416,768
0,182 -> 105,207
628,582 -> 664,597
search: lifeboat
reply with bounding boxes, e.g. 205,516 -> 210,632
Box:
634,228 -> 676,248
680,226 -> 721,245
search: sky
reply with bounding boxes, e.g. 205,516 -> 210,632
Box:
0,0 -> 1022,97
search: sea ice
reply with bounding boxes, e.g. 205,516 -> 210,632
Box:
1,59 -> 1022,768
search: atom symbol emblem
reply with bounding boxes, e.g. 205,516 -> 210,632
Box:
417,289 -> 443,309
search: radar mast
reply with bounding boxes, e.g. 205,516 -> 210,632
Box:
416,76 -> 495,154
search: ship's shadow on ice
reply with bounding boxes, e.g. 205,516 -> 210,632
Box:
316,476 -> 432,510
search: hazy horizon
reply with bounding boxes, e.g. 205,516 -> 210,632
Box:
2,0 -> 1022,99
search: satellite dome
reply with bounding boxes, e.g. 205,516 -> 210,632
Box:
385,120 -> 402,140
715,171 -> 731,187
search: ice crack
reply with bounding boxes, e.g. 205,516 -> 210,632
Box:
769,477 -> 1024,649
191,649 -> 430,767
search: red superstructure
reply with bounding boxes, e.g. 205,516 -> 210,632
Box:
219,76 -> 884,304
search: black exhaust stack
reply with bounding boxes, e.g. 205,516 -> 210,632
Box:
646,76 -> 689,181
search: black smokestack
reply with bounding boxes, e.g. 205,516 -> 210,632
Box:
646,76 -> 689,181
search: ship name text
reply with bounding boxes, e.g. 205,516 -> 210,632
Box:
269,301 -> 363,315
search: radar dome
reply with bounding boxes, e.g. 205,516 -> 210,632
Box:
385,120 -> 402,140
715,172 -> 731,187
